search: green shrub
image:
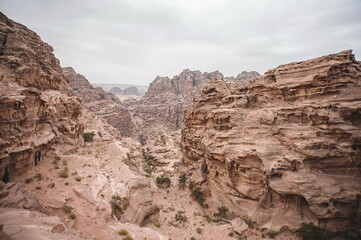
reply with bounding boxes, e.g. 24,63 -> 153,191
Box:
69,213 -> 76,219
35,186 -> 41,190
48,183 -> 55,188
239,236 -> 247,240
190,237 -> 196,240
63,204 -> 73,213
214,205 -> 228,218
228,232 -> 234,237
298,222 -> 332,240
122,236 -> 133,240
83,132 -> 95,142
155,222 -> 161,228
118,229 -> 128,235
156,176 -> 171,188
175,211 -> 188,222
267,230 -> 278,238
196,227 -> 202,234
58,167 -> 69,178
75,177 -> 81,182
190,187 -> 205,205
24,177 -> 33,183
178,173 -> 186,189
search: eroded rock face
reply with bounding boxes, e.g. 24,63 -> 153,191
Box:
181,50 -> 361,231
0,13 -> 82,180
0,182 -> 40,210
62,67 -> 135,137
0,208 -> 85,240
130,69 -> 259,143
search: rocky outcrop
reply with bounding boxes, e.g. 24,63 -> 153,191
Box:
130,69 -> 259,143
0,12 -> 82,181
109,86 -> 124,95
0,208 -> 85,240
181,50 -> 361,232
109,86 -> 140,96
124,86 -> 140,96
119,178 -> 159,226
63,67 -> 135,137
0,182 -> 40,210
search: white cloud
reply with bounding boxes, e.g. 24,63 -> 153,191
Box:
0,0 -> 360,85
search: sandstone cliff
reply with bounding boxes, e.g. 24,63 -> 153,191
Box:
0,12 -> 82,181
62,67 -> 134,137
181,50 -> 361,232
130,69 -> 259,144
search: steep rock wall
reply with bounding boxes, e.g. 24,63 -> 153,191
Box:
181,50 -> 361,231
0,13 -> 82,181
62,67 -> 134,137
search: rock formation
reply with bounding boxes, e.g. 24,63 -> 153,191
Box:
110,86 -> 140,96
0,12 -> 82,181
63,67 -> 135,137
181,50 -> 361,232
129,69 -> 259,143
109,86 -> 124,95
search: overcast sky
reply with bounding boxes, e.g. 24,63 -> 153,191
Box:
1,0 -> 360,85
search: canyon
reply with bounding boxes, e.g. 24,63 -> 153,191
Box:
0,11 -> 360,240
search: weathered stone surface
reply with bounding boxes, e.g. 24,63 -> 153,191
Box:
0,13 -> 82,180
119,178 -> 159,226
0,208 -> 85,240
109,86 -> 124,95
0,182 -> 40,210
62,67 -> 135,137
181,50 -> 361,231
129,69 -> 259,143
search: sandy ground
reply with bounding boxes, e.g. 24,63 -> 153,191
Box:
14,110 -> 300,240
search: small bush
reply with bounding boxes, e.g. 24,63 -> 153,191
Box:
64,147 -> 79,155
122,236 -> 133,240
59,167 -> 69,178
190,187 -> 205,205
228,232 -> 234,237
24,177 -> 33,183
298,222 -> 332,240
34,173 -> 42,179
83,132 -> 95,142
214,205 -> 229,218
178,173 -> 186,189
35,186 -> 41,190
110,195 -> 124,219
48,183 -> 55,188
267,230 -> 278,239
118,229 -> 128,235
190,237 -> 196,240
156,176 -> 171,188
63,204 -> 73,213
196,227 -> 203,234
239,236 -> 247,240
69,213 -> 76,219
54,156 -> 61,161
75,177 -> 81,182
175,211 -> 188,222
98,131 -> 102,137
155,222 -> 161,228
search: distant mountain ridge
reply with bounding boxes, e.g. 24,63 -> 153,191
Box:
93,83 -> 148,95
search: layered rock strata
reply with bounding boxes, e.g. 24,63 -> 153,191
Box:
129,69 -> 259,143
0,12 -> 82,181
181,50 -> 361,231
62,67 -> 134,137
